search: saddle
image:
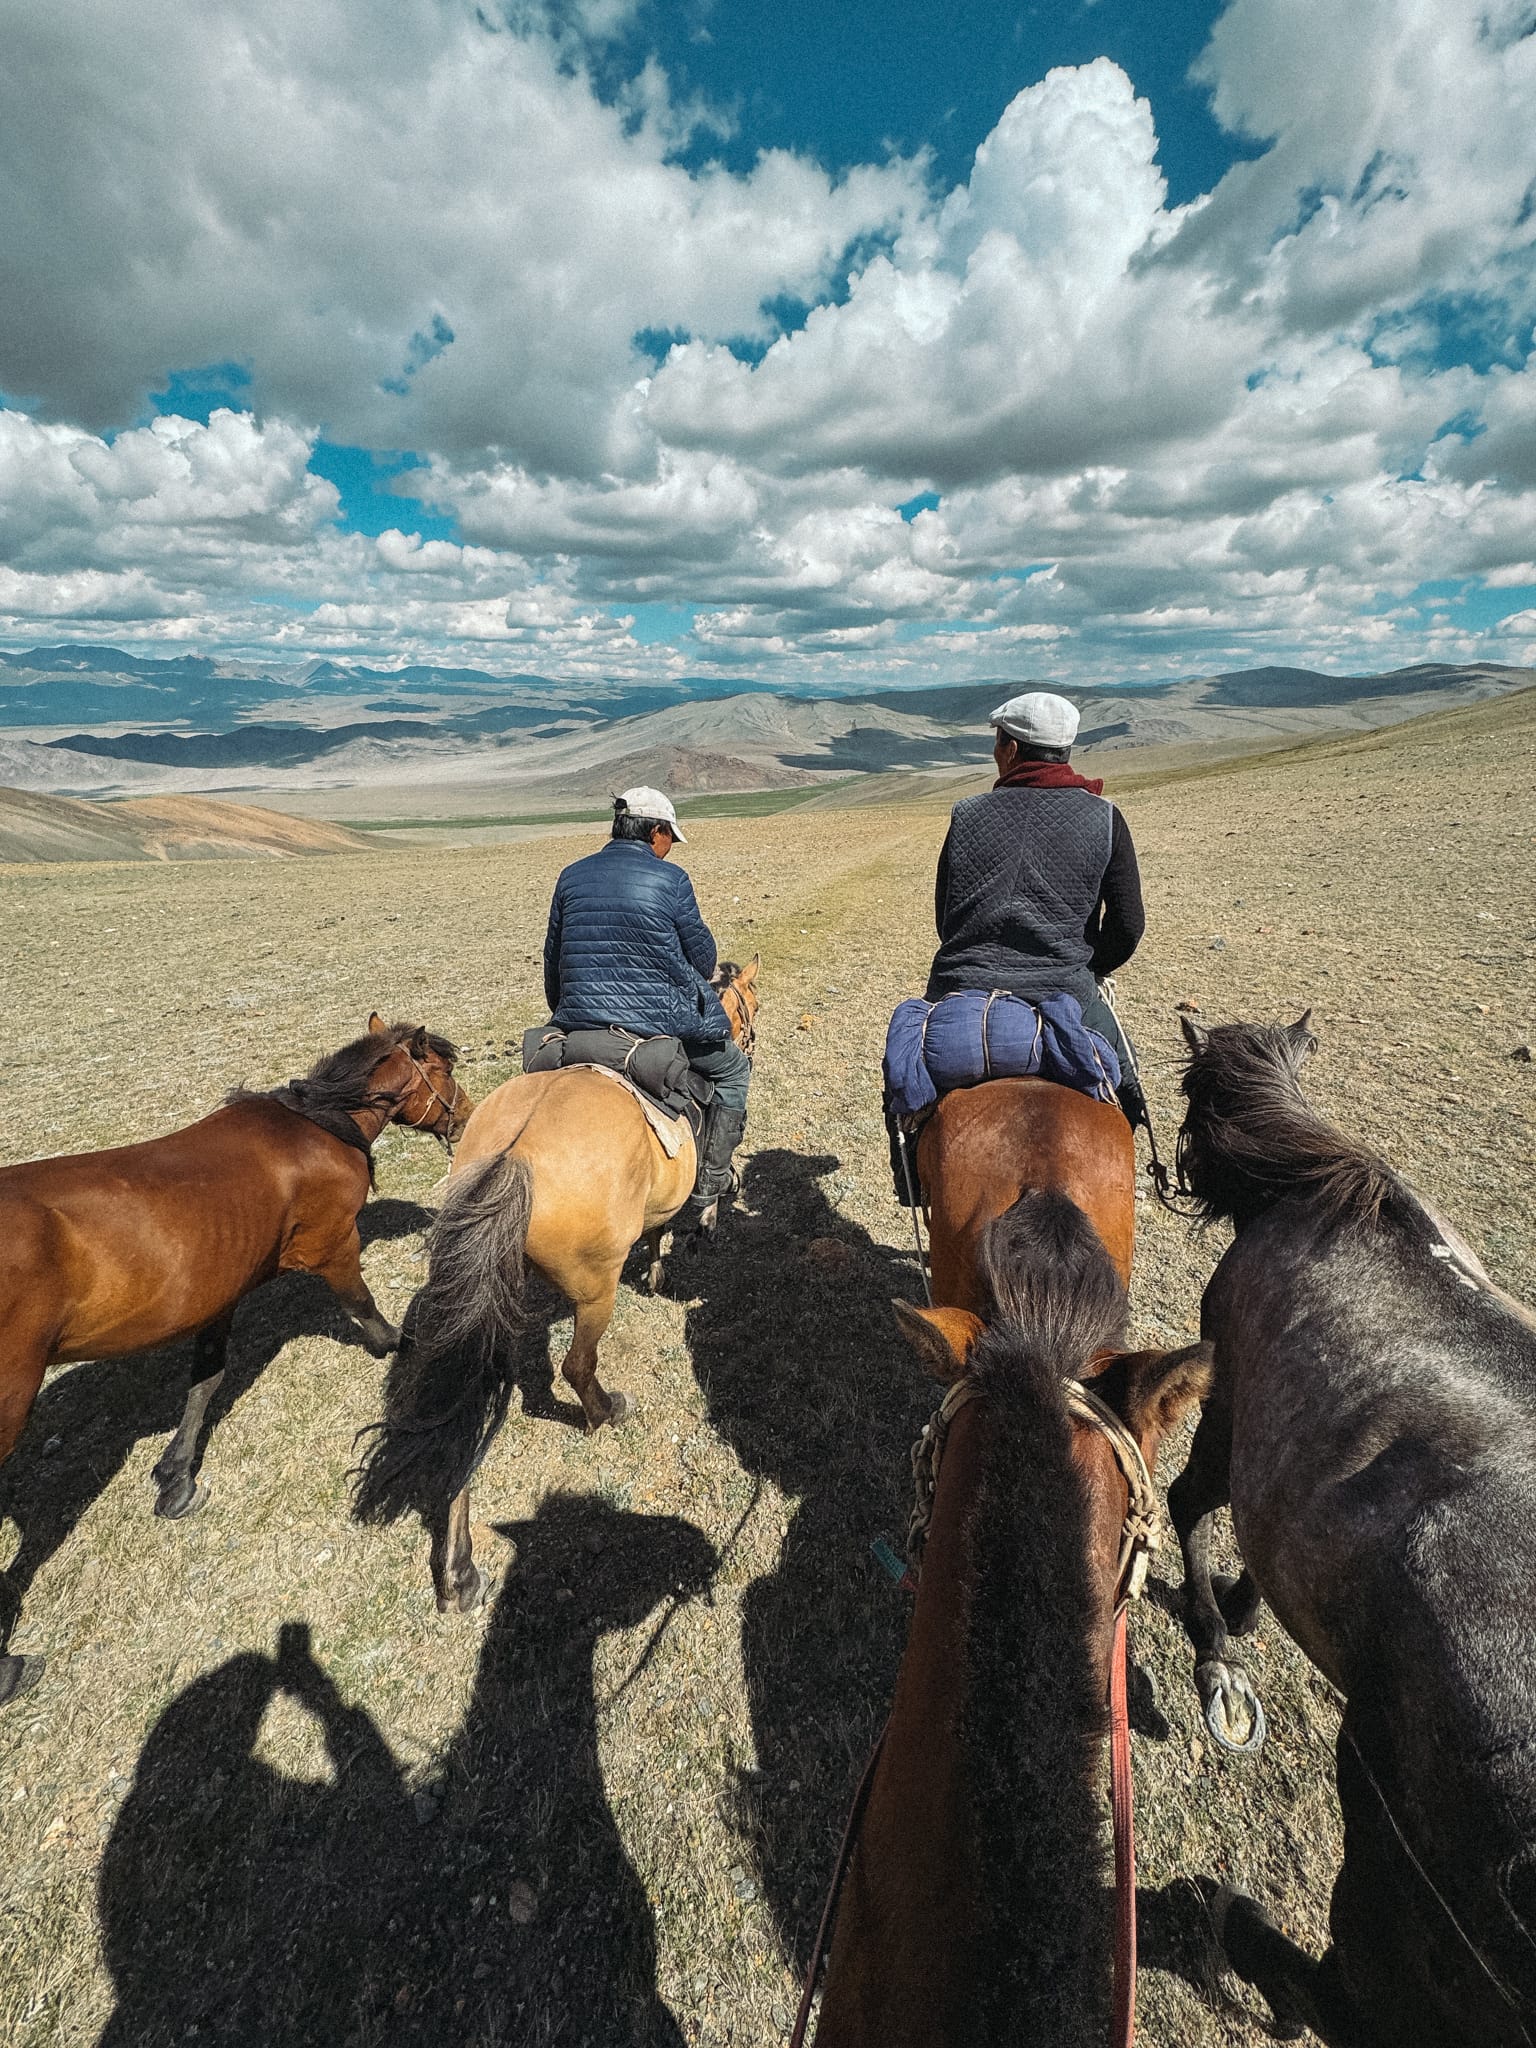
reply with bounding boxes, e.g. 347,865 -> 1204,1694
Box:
522,1023 -> 712,1138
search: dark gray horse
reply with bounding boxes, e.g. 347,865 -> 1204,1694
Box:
1168,1012 -> 1536,2046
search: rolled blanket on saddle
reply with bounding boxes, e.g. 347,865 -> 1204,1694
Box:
883,989 -> 1121,1119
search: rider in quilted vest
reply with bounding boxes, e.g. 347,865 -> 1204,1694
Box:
543,787 -> 750,1228
927,689 -> 1148,1126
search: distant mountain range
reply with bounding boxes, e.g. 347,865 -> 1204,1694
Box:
0,643 -> 1532,811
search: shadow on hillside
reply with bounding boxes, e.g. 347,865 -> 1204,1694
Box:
0,1197 -> 433,1655
680,1148 -> 930,1969
96,1492 -> 717,2047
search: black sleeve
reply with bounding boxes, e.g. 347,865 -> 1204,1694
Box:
933,826 -> 952,940
542,880 -> 563,1013
1088,808 -> 1145,976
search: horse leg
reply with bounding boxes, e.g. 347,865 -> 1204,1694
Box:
558,1284 -> 629,1431
429,1482 -> 487,1615
643,1226 -> 665,1295
0,1337 -> 50,1709
1211,1887 -> 1362,2045
150,1309 -> 233,1520
313,1231 -> 399,1356
1169,1397 -> 1267,1755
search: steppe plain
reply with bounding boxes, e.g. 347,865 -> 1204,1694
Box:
1,687 -> 1533,2046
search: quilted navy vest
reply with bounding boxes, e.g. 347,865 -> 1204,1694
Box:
926,785 -> 1114,1006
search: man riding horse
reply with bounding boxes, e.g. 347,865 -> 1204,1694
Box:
543,785 -> 749,1231
929,688 -> 1146,1121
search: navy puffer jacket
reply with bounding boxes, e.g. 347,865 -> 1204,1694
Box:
544,839 -> 729,1044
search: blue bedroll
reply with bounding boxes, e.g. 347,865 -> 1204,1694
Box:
883,989 -> 1121,1118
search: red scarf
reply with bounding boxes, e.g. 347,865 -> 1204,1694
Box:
994,759 -> 1104,796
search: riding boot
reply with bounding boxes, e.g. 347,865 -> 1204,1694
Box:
677,1101 -> 747,1231
1116,1073 -> 1149,1132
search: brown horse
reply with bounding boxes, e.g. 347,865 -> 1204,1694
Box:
0,1015 -> 469,1710
812,1188 -> 1211,2046
354,961 -> 760,1613
917,1075 -> 1137,1304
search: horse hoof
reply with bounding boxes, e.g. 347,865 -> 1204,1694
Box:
363,1322 -> 401,1357
0,1654 -> 44,1710
1197,1659 -> 1267,1755
435,1563 -> 488,1616
1128,1659 -> 1170,1741
1214,1571 -> 1263,1636
154,1478 -> 210,1521
646,1262 -> 665,1295
606,1390 -> 632,1427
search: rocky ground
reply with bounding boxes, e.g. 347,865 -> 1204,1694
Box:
0,685 -> 1531,2045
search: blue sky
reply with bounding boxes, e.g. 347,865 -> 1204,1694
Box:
0,0 -> 1533,689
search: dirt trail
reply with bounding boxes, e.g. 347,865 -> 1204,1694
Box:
0,689 -> 1531,2045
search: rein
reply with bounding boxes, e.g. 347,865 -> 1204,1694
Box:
791,1374 -> 1158,2048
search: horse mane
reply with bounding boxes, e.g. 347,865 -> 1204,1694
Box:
1175,1018 -> 1397,1230
227,1020 -> 459,1169
962,1190 -> 1128,2038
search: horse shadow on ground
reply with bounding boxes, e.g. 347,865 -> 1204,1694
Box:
0,1197 -> 433,1652
678,1147 -> 932,1971
1137,1876 -> 1260,2031
95,1491 -> 717,2048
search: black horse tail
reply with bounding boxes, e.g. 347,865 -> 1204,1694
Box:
964,1188 -> 1130,2038
352,1148 -> 532,1525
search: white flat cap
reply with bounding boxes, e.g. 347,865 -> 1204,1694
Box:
615,785 -> 687,842
989,690 -> 1081,748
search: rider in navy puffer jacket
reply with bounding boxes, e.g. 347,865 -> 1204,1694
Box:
544,839 -> 727,1043
543,788 -> 749,1231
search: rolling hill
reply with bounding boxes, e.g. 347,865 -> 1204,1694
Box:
0,788 -> 378,864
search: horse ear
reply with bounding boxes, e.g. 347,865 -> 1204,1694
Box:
367,1011 -> 386,1035
738,955 -> 760,986
409,1026 -> 430,1055
1288,1009 -> 1316,1048
1120,1340 -> 1214,1444
893,1300 -> 983,1382
1179,1014 -> 1208,1053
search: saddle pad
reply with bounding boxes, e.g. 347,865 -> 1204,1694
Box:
567,1063 -> 692,1159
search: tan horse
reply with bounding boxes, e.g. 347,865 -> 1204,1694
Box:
355,960 -> 760,1611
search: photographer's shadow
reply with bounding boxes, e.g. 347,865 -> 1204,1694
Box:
682,1148 -> 929,1968
96,1491 -> 717,2047
0,1197 -> 434,1654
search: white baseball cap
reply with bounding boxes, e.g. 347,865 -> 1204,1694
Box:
615,786 -> 687,843
989,690 -> 1081,749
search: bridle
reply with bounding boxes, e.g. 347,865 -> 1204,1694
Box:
790,1368 -> 1159,2048
718,977 -> 758,1060
391,1046 -> 466,1154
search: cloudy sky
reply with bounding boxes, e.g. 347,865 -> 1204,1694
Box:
2,0 -> 1534,690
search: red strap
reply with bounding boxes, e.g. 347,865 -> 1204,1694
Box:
1108,1603 -> 1137,2048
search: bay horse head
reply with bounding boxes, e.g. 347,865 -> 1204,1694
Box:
811,1193 -> 1213,2045
364,1013 -> 473,1147
894,1276 -> 1214,1625
711,955 -> 760,1057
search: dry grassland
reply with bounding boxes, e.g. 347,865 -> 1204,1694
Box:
1,688 -> 1533,2046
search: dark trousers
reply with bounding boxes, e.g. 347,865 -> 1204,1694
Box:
680,1036 -> 751,1117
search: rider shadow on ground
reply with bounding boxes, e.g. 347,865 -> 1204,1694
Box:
95,1491 -> 717,2048
680,1147 -> 932,1971
0,1197 -> 433,1653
